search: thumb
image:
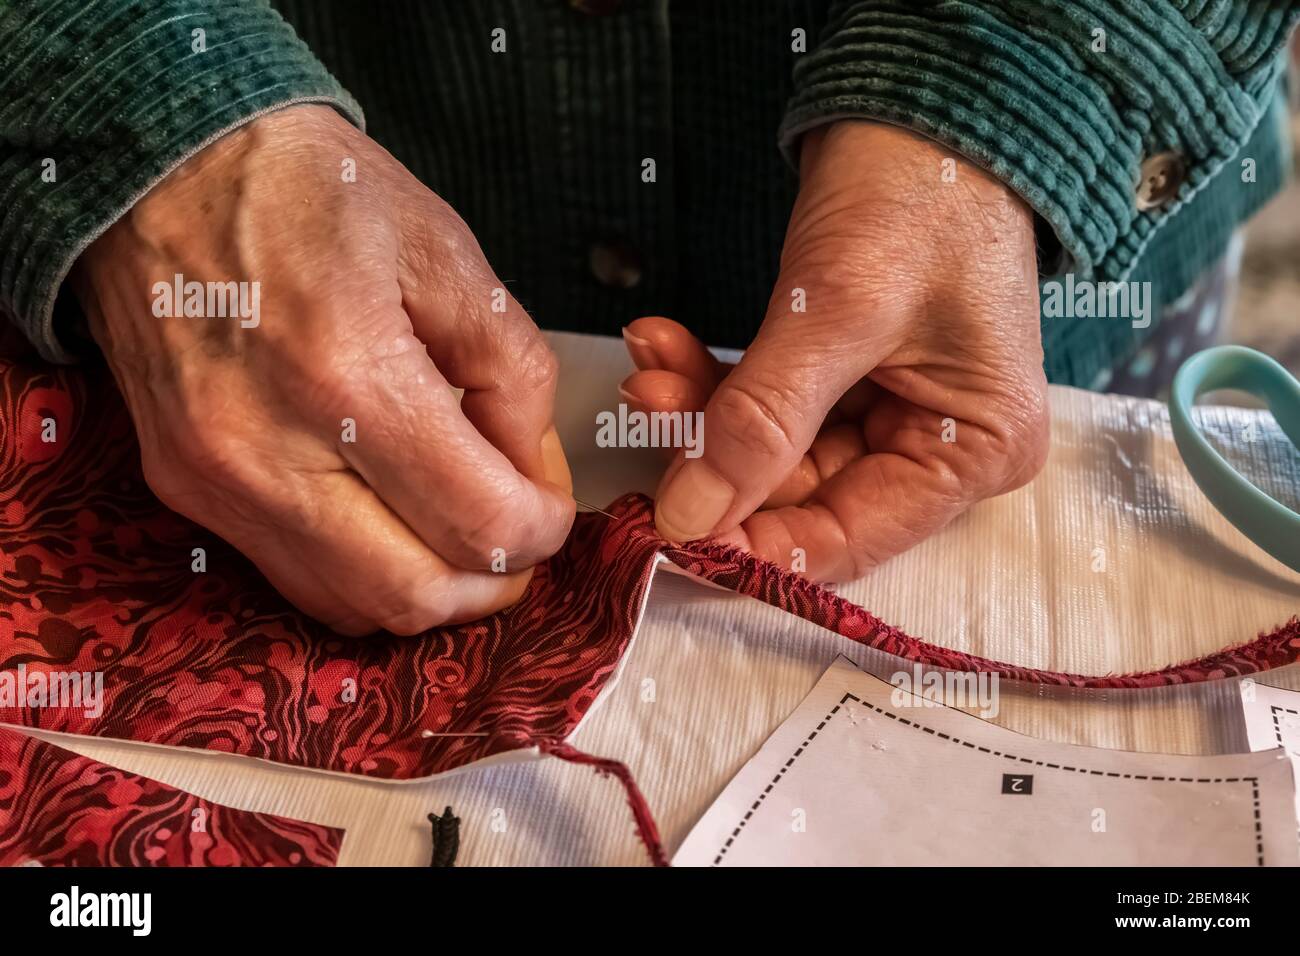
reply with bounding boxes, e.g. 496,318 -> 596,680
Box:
653,304 -> 889,543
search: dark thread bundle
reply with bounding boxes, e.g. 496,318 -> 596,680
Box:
427,807 -> 460,867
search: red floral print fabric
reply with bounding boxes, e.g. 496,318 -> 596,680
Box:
0,726 -> 342,866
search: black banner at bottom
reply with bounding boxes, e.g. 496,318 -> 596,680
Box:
0,865 -> 1286,942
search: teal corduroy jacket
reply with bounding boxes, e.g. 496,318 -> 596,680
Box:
0,0 -> 1295,388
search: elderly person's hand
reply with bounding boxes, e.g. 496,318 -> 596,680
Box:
622,121 -> 1048,580
74,105 -> 574,634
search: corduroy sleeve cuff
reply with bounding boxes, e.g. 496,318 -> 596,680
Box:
779,1 -> 1299,283
0,0 -> 364,363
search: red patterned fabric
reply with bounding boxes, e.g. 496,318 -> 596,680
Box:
658,535 -> 1300,689
2,345 -> 1298,867
0,726 -> 341,866
0,352 -> 661,780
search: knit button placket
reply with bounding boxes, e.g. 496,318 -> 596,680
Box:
589,238 -> 644,289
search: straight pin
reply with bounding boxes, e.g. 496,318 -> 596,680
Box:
418,730 -> 566,740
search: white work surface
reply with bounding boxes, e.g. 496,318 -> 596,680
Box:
28,331 -> 1300,865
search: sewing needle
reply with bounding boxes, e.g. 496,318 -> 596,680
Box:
573,496 -> 617,519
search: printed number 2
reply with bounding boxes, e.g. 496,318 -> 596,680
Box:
1001,774 -> 1033,795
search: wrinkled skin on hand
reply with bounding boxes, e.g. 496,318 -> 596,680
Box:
75,105 -> 574,635
623,121 -> 1049,581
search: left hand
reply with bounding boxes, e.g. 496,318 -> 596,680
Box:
621,121 -> 1049,581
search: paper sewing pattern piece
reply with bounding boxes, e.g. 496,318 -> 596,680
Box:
1240,679 -> 1300,833
1241,680 -> 1300,759
674,657 -> 1299,866
0,727 -> 343,866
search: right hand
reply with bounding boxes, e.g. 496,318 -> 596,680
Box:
73,105 -> 575,635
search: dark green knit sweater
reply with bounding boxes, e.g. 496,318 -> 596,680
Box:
1,1 -> 1296,388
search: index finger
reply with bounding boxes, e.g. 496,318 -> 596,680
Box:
304,325 -> 575,572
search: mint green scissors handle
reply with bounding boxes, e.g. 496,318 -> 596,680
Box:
1169,346 -> 1300,573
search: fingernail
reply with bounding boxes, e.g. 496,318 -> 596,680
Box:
655,460 -> 734,542
617,382 -> 642,407
621,326 -> 660,370
540,426 -> 572,493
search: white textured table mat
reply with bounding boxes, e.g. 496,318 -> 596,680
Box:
29,331 -> 1300,865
